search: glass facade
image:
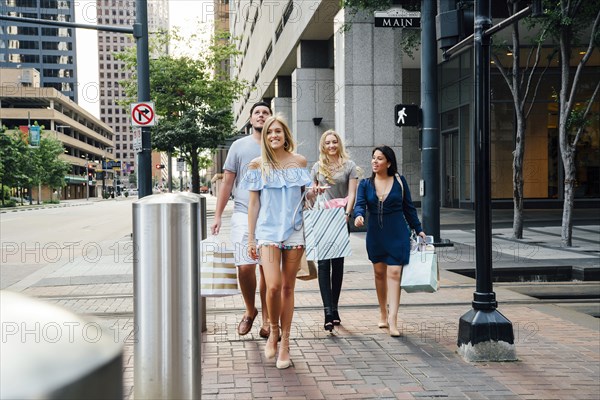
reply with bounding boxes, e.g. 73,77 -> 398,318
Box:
0,0 -> 78,101
440,48 -> 599,207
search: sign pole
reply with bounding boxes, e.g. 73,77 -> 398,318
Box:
134,0 -> 152,199
420,0 -> 441,243
456,0 -> 516,362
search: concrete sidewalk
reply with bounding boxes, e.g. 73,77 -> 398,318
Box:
6,194 -> 599,399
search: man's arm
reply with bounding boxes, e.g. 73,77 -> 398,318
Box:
211,170 -> 236,235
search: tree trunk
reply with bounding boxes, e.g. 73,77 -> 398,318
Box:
512,117 -> 526,239
190,151 -> 200,194
560,146 -> 575,246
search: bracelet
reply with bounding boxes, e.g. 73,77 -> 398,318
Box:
345,212 -> 351,216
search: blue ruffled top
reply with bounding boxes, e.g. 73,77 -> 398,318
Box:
239,167 -> 312,242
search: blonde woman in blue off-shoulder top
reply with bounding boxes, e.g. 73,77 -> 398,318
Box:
240,114 -> 311,370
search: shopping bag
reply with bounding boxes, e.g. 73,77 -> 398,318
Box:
401,245 -> 439,293
296,252 -> 317,281
303,206 -> 351,262
200,236 -> 239,297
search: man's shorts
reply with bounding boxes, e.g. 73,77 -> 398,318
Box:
230,212 -> 257,266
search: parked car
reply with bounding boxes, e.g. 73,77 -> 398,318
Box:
127,189 -> 139,196
200,186 -> 209,194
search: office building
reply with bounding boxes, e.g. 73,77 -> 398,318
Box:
1,67 -> 115,200
0,0 -> 79,101
95,0 -> 168,183
228,1 -> 599,208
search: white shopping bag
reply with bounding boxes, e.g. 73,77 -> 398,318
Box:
200,236 -> 239,297
401,245 -> 439,293
303,206 -> 351,262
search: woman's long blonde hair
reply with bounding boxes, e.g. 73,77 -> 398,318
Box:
318,130 -> 350,184
260,113 -> 296,176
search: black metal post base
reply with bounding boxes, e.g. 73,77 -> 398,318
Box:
457,308 -> 517,362
433,238 -> 454,248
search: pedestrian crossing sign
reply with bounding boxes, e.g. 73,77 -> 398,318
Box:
395,104 -> 420,127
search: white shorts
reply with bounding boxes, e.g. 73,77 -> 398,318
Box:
230,212 -> 258,266
258,227 -> 305,249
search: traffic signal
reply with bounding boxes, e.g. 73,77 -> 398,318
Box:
155,163 -> 165,169
436,0 -> 474,51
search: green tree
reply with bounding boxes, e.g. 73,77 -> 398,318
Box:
538,0 -> 600,246
127,172 -> 137,188
117,30 -> 246,193
0,128 -> 32,205
36,132 -> 70,200
491,1 -> 557,239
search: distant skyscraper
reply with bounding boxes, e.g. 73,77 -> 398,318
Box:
96,0 -> 168,176
0,0 -> 79,101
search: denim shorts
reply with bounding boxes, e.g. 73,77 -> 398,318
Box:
258,227 -> 305,250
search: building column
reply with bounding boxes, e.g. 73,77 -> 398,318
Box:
290,39 -> 335,166
334,9 -> 406,177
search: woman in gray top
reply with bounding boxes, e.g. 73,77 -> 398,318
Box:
310,130 -> 359,332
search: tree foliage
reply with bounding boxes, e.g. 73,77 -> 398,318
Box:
0,125 -> 69,205
116,29 -> 247,193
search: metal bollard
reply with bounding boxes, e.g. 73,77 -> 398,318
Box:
0,291 -> 123,400
133,193 -> 202,400
199,196 -> 208,333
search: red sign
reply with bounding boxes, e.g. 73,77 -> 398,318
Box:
131,102 -> 155,126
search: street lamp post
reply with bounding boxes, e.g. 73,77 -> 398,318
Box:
85,160 -> 90,201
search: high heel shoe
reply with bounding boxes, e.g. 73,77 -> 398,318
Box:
264,325 -> 279,359
389,326 -> 401,337
378,311 -> 389,328
276,358 -> 292,369
332,310 -> 341,326
324,314 -> 334,332
276,337 -> 292,369
388,317 -> 400,337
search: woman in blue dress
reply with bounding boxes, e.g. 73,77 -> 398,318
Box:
242,114 -> 311,369
353,145 -> 426,337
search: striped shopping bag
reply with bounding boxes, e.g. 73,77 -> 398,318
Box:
303,207 -> 351,262
200,236 -> 239,297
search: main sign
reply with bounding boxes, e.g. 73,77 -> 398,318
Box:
395,104 -> 420,127
130,102 -> 156,127
375,8 -> 421,28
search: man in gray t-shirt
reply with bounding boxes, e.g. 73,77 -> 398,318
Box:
211,101 -> 272,338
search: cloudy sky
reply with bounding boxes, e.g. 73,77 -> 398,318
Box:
75,0 -> 212,117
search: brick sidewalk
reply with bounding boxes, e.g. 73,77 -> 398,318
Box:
197,196 -> 599,400
7,194 -> 599,399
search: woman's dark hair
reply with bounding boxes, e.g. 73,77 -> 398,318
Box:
370,145 -> 398,181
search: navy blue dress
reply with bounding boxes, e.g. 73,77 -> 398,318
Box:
353,175 -> 423,266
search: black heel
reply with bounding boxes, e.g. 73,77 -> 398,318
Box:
332,311 -> 341,326
324,314 -> 334,332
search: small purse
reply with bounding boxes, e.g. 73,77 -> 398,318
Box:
297,252 -> 317,281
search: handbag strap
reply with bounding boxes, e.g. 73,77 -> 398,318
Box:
395,173 -> 404,200
292,190 -> 308,231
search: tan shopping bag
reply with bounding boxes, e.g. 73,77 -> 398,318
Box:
200,236 -> 239,297
297,252 -> 317,281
